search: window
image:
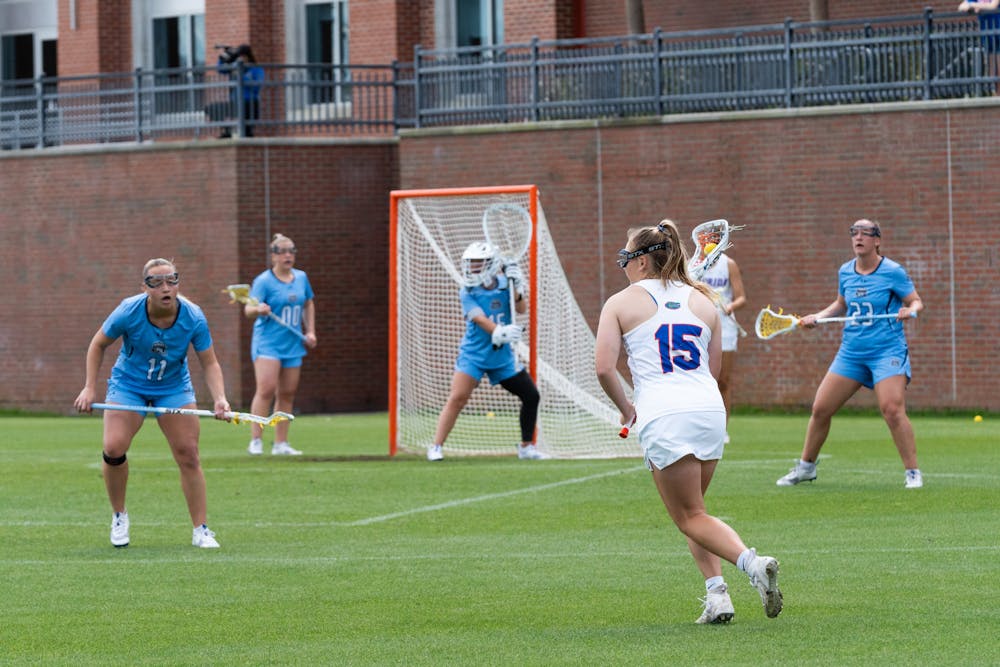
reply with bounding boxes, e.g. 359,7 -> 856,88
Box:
456,0 -> 503,48
152,15 -> 205,69
305,1 -> 350,104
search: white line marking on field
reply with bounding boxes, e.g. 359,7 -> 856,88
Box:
341,466 -> 646,526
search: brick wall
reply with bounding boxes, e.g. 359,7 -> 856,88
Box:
0,140 -> 397,415
2,101 -> 997,414
398,101 -> 1000,412
584,1 -> 942,36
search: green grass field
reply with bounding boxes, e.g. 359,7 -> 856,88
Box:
1,412 -> 997,666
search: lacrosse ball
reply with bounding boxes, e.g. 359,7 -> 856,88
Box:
703,242 -> 717,254
974,415 -> 983,423
486,411 -> 496,419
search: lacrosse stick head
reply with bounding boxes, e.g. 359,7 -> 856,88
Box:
481,203 -> 532,264
223,284 -> 252,304
755,306 -> 800,340
687,219 -> 741,281
461,241 -> 503,287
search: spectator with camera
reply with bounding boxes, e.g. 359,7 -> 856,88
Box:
216,44 -> 264,138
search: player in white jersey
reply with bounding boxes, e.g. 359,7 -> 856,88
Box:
697,246 -> 746,441
776,219 -> 924,489
73,258 -> 231,549
596,220 -> 782,624
244,234 -> 317,456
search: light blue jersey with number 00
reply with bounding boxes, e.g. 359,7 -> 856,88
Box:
837,256 -> 914,358
250,268 -> 314,359
102,294 -> 213,396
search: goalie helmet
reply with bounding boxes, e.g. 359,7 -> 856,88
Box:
461,241 -> 502,287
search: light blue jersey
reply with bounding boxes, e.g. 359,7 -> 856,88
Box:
837,256 -> 914,359
250,269 -> 314,360
102,294 -> 212,396
456,276 -> 521,383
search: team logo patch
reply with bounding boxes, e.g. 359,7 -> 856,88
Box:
491,299 -> 502,310
151,341 -> 167,355
890,358 -> 900,367
665,301 -> 681,310
288,294 -> 298,303
855,288 -> 868,297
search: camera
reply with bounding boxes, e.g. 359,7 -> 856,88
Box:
215,44 -> 238,64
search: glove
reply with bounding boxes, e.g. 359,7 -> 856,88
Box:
504,263 -> 525,295
491,324 -> 523,347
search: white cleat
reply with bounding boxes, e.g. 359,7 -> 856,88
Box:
695,584 -> 735,624
426,444 -> 444,462
517,444 -> 548,460
192,524 -> 220,548
247,438 -> 263,456
776,462 -> 817,486
110,511 -> 130,548
747,549 -> 782,618
271,441 -> 302,456
904,469 -> 923,489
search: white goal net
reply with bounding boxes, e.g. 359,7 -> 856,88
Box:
390,185 -> 639,459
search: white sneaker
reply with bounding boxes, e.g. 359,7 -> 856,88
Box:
517,444 -> 548,460
110,511 -> 130,548
776,461 -> 817,486
192,524 -> 220,548
695,584 -> 735,624
904,469 -> 923,489
426,444 -> 444,462
746,549 -> 782,618
247,438 -> 263,456
271,441 -> 302,456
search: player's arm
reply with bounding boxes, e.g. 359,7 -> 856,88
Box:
195,345 -> 231,418
302,298 -> 317,348
74,330 -> 116,412
470,312 -> 498,334
726,258 -> 747,314
595,296 -> 635,425
898,290 -> 923,320
800,296 -> 847,328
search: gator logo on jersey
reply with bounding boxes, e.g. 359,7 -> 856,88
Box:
665,301 -> 681,310
151,341 -> 167,355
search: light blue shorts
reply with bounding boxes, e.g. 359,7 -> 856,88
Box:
639,410 -> 727,471
455,357 -> 519,385
105,384 -> 196,409
829,348 -> 910,390
251,353 -> 303,369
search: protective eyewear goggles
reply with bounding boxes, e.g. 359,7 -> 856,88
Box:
271,246 -> 297,255
143,272 -> 180,288
849,225 -> 880,238
617,242 -> 668,269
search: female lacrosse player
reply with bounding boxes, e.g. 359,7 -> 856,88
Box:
245,233 -> 317,456
595,220 -> 782,624
776,218 -> 924,489
426,241 -> 544,462
73,258 -> 230,549
696,238 -> 747,443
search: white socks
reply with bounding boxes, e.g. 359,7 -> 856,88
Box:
705,575 -> 725,592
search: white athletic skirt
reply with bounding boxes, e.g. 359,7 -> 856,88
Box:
639,410 -> 727,471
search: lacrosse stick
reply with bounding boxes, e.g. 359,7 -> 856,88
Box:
222,284 -> 308,343
755,306 -> 917,340
482,203 -> 533,328
687,219 -> 745,282
91,403 -> 294,427
711,291 -> 749,338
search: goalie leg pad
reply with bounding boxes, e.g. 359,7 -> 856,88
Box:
103,451 -> 127,466
500,370 -> 540,442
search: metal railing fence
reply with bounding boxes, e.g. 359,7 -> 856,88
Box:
1,9 -> 996,149
408,9 -> 998,127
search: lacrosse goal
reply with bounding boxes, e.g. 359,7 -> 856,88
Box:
389,185 -> 636,458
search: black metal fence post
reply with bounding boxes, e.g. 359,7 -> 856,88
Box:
784,18 -> 794,107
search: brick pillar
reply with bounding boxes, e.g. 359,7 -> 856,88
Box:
57,0 -> 132,76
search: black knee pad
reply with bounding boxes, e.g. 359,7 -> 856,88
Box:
103,451 -> 127,466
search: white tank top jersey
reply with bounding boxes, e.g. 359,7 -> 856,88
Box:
623,279 -> 725,428
700,254 -> 739,343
